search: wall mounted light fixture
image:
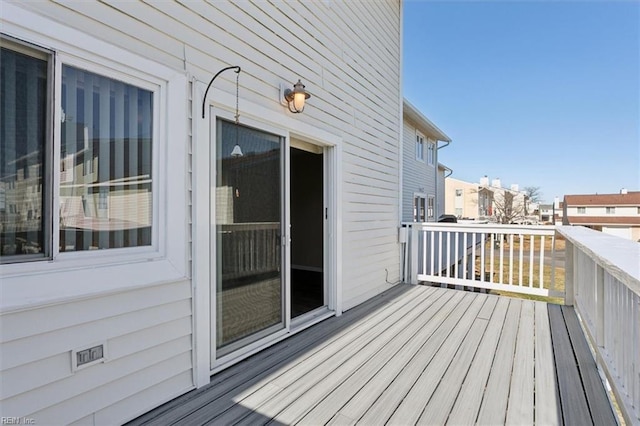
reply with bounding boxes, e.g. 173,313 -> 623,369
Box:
283,79 -> 311,113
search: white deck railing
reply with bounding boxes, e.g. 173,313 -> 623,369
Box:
403,222 -> 563,298
558,225 -> 640,425
402,222 -> 640,424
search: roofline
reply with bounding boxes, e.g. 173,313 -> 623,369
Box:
403,98 -> 452,142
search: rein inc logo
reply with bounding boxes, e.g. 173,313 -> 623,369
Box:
1,418 -> 35,425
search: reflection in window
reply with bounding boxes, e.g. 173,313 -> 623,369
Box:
59,66 -> 153,251
0,43 -> 49,259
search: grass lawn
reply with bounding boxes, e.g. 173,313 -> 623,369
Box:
477,235 -> 566,305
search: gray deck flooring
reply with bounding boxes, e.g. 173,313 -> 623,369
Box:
128,285 -> 616,425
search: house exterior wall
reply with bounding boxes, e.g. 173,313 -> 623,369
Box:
444,177 -> 479,219
0,1 -> 402,424
402,119 -> 437,222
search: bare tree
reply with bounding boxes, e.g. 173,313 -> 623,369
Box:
493,191 -> 527,224
523,186 -> 543,203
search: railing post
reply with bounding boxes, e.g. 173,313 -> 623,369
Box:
565,240 -> 574,306
410,226 -> 419,285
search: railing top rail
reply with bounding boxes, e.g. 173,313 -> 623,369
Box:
401,222 -> 556,236
557,225 -> 640,297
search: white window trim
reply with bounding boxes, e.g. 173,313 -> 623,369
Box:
1,5 -> 189,312
415,132 -> 425,162
427,139 -> 436,166
413,192 -> 426,222
427,195 -> 435,220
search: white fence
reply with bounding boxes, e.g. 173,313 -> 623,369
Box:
559,225 -> 640,425
403,222 -> 563,298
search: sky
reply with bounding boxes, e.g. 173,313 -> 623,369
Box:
403,0 -> 640,204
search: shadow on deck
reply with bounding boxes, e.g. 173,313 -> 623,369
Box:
128,284 -> 616,425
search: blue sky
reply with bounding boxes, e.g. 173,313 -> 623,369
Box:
403,0 -> 640,203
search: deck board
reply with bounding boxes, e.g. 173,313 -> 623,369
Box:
446,296 -> 509,424
476,298 -> 521,425
548,304 -> 593,425
506,299 -> 535,425
562,305 -> 616,425
356,292 -> 478,425
385,294 -> 488,425
534,301 -> 562,425
128,285 -> 616,426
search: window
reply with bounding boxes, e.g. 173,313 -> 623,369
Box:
577,207 -> 586,214
455,208 -> 463,217
416,133 -> 424,161
59,65 -> 153,252
413,195 -> 426,222
1,37 -> 51,261
455,189 -> 463,197
427,140 -> 435,166
606,207 -> 615,214
427,196 -> 435,220
1,35 -> 155,262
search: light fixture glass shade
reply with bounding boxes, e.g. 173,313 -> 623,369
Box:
230,143 -> 243,157
293,92 -> 306,112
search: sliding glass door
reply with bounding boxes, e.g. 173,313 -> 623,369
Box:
214,119 -> 284,357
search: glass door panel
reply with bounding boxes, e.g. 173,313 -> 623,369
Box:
215,119 -> 284,356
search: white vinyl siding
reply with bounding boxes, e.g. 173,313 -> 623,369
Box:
402,119 -> 437,222
0,281 -> 192,424
2,1 -> 401,423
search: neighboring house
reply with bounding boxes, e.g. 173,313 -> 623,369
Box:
554,196 -> 564,225
539,203 -> 554,224
445,177 -> 485,219
402,99 -> 452,222
0,2 -> 402,424
563,190 -> 640,241
445,176 -> 529,223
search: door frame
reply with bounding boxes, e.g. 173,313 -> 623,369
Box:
192,85 -> 342,384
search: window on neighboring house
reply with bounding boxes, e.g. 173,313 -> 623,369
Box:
577,207 -> 586,214
427,140 -> 435,166
455,189 -> 463,197
413,195 -> 426,222
416,133 -> 424,161
427,196 -> 435,220
455,208 -> 463,217
606,207 -> 615,214
1,35 -> 156,262
637,207 -> 640,215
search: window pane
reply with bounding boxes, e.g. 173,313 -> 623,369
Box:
0,45 -> 48,260
59,66 -> 153,251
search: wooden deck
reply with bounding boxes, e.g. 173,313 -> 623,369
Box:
128,285 -> 616,425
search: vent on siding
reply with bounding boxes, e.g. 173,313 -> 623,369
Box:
71,342 -> 107,371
